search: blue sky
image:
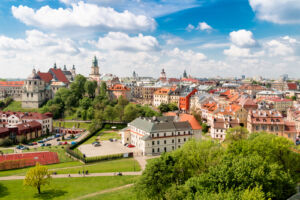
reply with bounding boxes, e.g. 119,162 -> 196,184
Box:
1,0 -> 300,79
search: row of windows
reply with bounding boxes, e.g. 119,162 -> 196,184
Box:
151,131 -> 191,138
152,138 -> 187,145
152,146 -> 180,153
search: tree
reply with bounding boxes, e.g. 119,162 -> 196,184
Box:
24,163 -> 51,194
79,97 -> 92,110
158,103 -> 170,113
99,81 -> 107,97
225,126 -> 249,142
84,80 -> 97,98
124,104 -> 139,122
168,103 -> 178,111
104,105 -> 117,122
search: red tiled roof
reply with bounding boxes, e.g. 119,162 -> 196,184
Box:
50,68 -> 69,83
0,81 -> 24,87
108,84 -> 130,91
287,83 -> 297,90
38,72 -> 53,83
164,112 -> 202,130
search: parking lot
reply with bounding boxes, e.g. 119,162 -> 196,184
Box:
78,140 -> 139,157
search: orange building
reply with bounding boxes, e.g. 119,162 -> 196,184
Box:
108,84 -> 131,100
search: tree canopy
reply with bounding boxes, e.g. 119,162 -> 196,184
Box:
135,133 -> 300,200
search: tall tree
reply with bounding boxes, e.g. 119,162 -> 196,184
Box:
24,163 -> 51,194
100,81 -> 107,97
84,80 -> 97,98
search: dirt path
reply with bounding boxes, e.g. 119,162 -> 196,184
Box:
73,184 -> 133,200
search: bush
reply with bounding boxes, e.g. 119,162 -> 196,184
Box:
1,138 -> 13,147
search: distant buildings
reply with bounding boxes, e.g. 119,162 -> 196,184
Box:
0,111 -> 53,143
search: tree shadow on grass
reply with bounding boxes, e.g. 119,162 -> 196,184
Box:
0,183 -> 9,197
33,189 -> 67,200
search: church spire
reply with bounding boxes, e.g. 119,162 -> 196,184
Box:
93,56 -> 98,67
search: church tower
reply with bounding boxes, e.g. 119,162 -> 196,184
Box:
89,56 -> 101,82
160,68 -> 167,82
22,68 -> 47,108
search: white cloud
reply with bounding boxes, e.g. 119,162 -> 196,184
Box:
198,42 -> 230,49
229,29 -> 256,47
266,40 -> 294,57
249,0 -> 300,24
282,36 -> 298,44
224,45 -> 252,58
95,32 -> 159,51
196,22 -> 212,31
167,48 -> 206,61
186,24 -> 195,32
12,1 -> 156,32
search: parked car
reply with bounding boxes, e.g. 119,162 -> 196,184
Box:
32,142 -> 38,145
27,143 -> 34,146
40,143 -> 46,147
55,134 -> 61,138
92,142 -> 101,147
37,140 -> 44,143
16,145 -> 24,149
63,141 -> 68,145
58,142 -> 63,145
109,138 -> 113,142
71,141 -> 77,145
46,143 -> 51,147
113,138 -> 118,142
56,138 -> 61,141
127,144 -> 135,148
21,146 -> 29,150
124,143 -> 128,146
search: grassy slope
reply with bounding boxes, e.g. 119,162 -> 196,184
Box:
84,187 -> 136,200
53,121 -> 90,129
0,159 -> 140,177
0,149 -> 14,154
3,101 -> 40,113
0,176 -> 137,200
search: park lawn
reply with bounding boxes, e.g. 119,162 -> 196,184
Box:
23,146 -> 74,163
0,176 -> 137,200
53,121 -> 90,130
84,186 -> 136,200
3,101 -> 40,113
52,158 -> 141,174
0,161 -> 82,177
83,131 -> 121,144
0,149 -> 14,154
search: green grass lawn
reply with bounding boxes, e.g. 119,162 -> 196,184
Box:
0,176 -> 137,200
84,186 -> 136,200
52,158 -> 140,174
0,161 -> 82,177
0,158 -> 140,177
53,121 -> 90,130
22,146 -> 74,163
83,131 -> 121,144
3,101 -> 40,113
0,149 -> 14,154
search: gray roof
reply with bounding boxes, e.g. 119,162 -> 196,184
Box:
63,71 -> 72,76
129,116 -> 192,133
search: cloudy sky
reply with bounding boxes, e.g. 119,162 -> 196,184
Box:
1,0 -> 300,79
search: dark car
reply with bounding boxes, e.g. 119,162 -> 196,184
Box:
37,140 -> 44,143
46,143 -> 51,147
124,143 -> 128,146
27,143 -> 34,146
109,138 -> 113,142
117,172 -> 123,176
56,138 -> 61,141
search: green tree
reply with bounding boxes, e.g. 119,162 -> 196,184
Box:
104,105 -> 117,122
79,97 -> 92,110
24,163 -> 51,194
168,103 -> 178,111
70,75 -> 87,100
225,126 -> 249,142
84,80 -> 97,98
100,81 -> 107,97
124,104 -> 139,122
158,103 -> 170,113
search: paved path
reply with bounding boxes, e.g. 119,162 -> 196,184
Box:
0,171 -> 142,181
73,184 -> 133,200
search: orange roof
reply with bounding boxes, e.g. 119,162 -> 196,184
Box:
0,81 -> 24,87
154,88 -> 170,95
108,84 -> 130,91
164,112 -> 202,130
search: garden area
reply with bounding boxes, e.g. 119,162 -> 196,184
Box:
3,101 -> 40,113
0,176 -> 137,200
84,186 -> 136,200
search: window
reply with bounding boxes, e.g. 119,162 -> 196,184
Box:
157,148 -> 160,152
157,133 -> 159,137
178,145 -> 181,148
172,146 -> 174,150
152,148 -> 155,153
178,139 -> 181,143
157,141 -> 160,145
151,134 -> 154,138
256,126 -> 259,131
172,139 -> 174,143
152,141 -> 154,145
164,140 -> 166,144
184,138 -> 186,142
164,147 -> 167,152
164,133 -> 166,137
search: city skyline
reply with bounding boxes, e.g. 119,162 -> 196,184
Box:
0,0 -> 300,78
